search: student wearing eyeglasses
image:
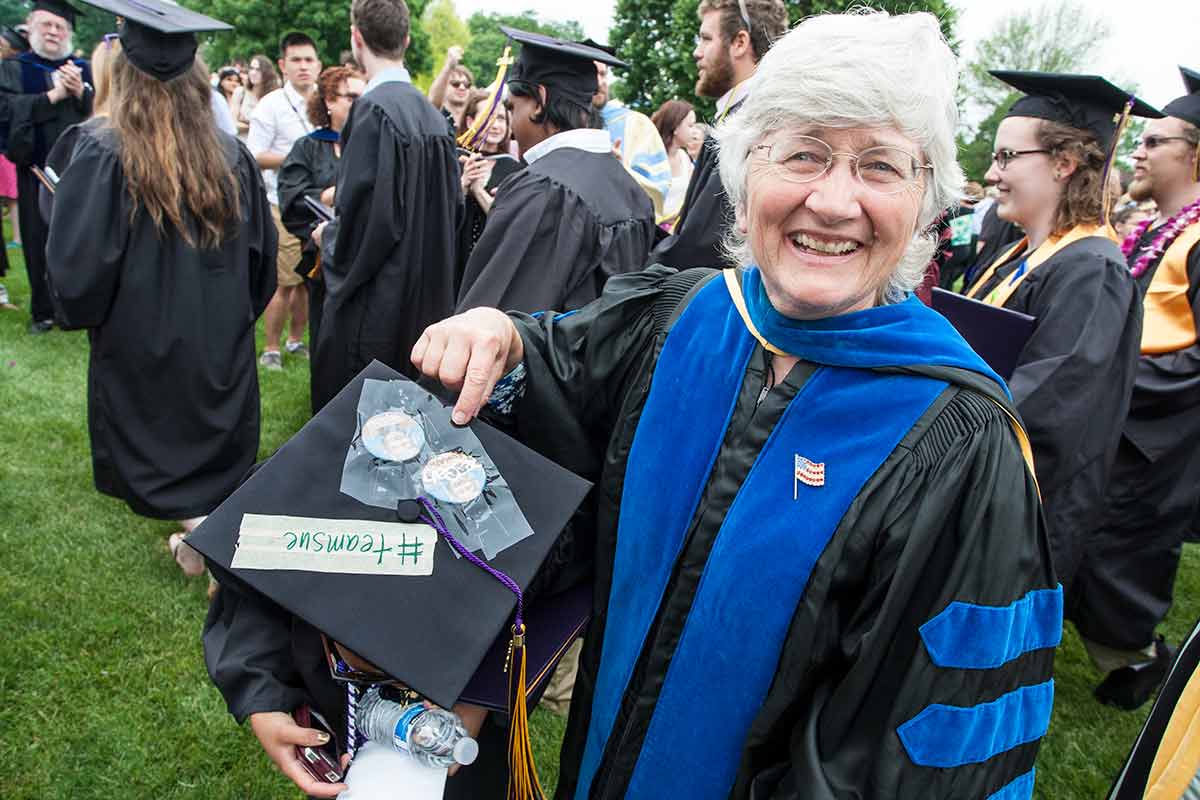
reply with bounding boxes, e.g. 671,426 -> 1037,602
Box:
1072,66 -> 1200,712
964,71 -> 1156,614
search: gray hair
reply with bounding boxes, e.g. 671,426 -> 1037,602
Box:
716,10 -> 963,303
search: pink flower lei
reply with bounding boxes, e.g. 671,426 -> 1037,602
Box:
1121,195 -> 1200,279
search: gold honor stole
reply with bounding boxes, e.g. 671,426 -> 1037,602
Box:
1141,223 -> 1200,355
966,223 -> 1119,309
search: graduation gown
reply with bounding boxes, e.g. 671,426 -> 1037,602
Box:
456,147 -> 654,314
0,52 -> 92,322
455,153 -> 522,295
647,131 -> 729,269
311,81 -> 462,412
1072,223 -> 1200,651
499,267 -> 1055,799
965,228 -> 1141,593
278,128 -> 338,371
44,122 -> 277,519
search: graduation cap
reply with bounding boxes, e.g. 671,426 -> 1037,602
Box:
990,70 -> 1162,152
31,0 -> 83,27
1162,66 -> 1200,129
501,25 -> 626,108
1,25 -> 30,52
76,0 -> 231,81
186,360 -> 591,797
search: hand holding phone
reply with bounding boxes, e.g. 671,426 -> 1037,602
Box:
248,709 -> 347,798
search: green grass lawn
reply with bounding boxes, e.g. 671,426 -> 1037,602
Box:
1,242 -> 1197,798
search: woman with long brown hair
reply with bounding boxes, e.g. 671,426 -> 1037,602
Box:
238,53 -> 279,137
44,2 -> 277,580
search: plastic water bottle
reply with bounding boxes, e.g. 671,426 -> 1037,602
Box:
356,687 -> 479,769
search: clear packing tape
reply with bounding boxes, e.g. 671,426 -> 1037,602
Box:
341,378 -> 535,559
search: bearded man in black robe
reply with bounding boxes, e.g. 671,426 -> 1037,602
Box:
0,0 -> 91,333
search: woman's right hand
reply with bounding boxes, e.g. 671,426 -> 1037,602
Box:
411,308 -> 524,425
248,711 -> 348,798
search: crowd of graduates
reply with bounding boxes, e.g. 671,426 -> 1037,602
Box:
4,0 -> 1200,796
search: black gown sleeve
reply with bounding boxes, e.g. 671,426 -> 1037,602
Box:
1131,243 -> 1200,417
745,389 -> 1055,799
203,574 -> 308,722
325,107 -> 403,303
277,138 -> 323,243
44,130 -> 128,329
457,171 -> 590,313
503,266 -> 680,469
1008,249 -> 1139,493
39,123 -> 81,224
236,139 -> 278,318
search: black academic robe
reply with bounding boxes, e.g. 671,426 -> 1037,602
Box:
43,121 -> 277,520
311,81 -> 462,412
1072,225 -> 1200,651
648,131 -> 728,269
455,153 -> 522,296
456,147 -> 654,314
967,204 -> 1022,288
966,234 -> 1141,594
501,267 -> 1054,799
278,129 -> 339,377
0,52 -> 92,322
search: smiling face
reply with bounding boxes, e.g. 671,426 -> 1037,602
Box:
985,116 -> 1063,229
470,97 -> 510,153
693,10 -> 735,98
1129,116 -> 1199,202
673,110 -> 697,151
739,126 -> 926,319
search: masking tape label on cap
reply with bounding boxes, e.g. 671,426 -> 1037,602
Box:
231,513 -> 437,576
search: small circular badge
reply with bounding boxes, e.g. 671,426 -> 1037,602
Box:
421,451 -> 487,504
361,411 -> 425,462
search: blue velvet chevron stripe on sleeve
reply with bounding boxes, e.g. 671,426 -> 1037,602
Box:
986,769 -> 1036,800
920,586 -> 1063,669
897,680 -> 1054,768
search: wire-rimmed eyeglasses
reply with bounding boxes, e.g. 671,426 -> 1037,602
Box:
751,134 -> 932,195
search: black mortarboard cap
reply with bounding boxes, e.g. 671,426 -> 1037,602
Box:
77,0 -> 231,81
501,25 -> 626,107
32,0 -> 83,27
186,360 -> 593,711
991,70 -> 1163,151
1162,66 -> 1200,129
2,25 -> 30,52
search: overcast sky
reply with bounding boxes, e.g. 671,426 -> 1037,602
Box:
453,0 -> 1197,109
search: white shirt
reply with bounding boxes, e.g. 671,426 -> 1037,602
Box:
363,65 -> 412,96
210,89 -> 237,136
247,82 -> 314,205
523,128 -> 613,165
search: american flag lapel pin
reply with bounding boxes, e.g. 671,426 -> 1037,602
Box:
794,454 -> 826,498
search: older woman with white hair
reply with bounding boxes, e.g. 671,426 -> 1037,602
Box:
414,11 -> 1057,800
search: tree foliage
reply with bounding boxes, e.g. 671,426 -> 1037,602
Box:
957,1 -> 1114,183
169,0 -> 431,76
960,1 -> 1109,121
460,11 -> 584,93
422,0 -> 471,80
610,0 -> 959,120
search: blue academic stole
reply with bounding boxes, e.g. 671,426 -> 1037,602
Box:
16,51 -> 91,166
575,274 -> 964,798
